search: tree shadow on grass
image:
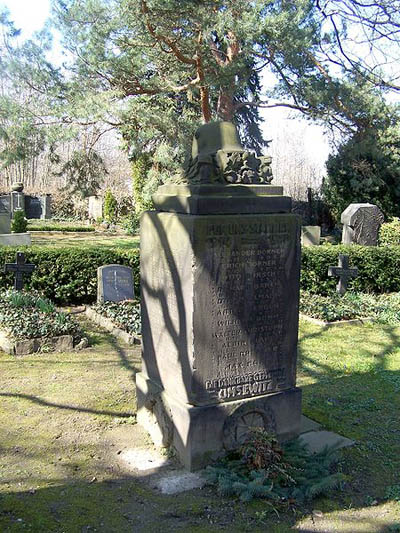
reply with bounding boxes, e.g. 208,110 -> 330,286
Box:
0,392 -> 135,418
297,320 -> 400,502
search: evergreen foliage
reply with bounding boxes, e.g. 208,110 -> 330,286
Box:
379,218 -> 400,246
131,154 -> 152,215
205,430 -> 345,504
11,209 -> 27,233
103,189 -> 118,223
323,123 -> 400,221
55,149 -> 107,198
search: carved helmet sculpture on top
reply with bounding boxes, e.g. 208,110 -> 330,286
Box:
183,121 -> 273,185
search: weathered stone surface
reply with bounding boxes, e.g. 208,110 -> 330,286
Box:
301,225 -> 321,246
40,195 -> 51,219
85,307 -> 140,345
341,203 -> 384,246
0,212 -> 10,234
0,233 -> 31,246
141,211 -> 301,407
136,373 -> 302,470
299,430 -> 354,453
138,206 -> 302,469
97,264 -> 135,303
0,331 -> 73,356
152,184 -> 291,215
10,191 -> 25,214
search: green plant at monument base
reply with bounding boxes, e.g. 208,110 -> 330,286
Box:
11,209 -> 27,233
300,290 -> 400,323
379,218 -> 400,246
93,299 -> 141,335
204,428 -> 345,506
0,289 -> 83,341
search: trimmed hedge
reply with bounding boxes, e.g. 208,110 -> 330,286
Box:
0,243 -> 399,305
379,218 -> 400,246
27,220 -> 95,232
0,246 -> 140,304
301,244 -> 400,295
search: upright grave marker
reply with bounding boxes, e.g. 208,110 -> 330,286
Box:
4,252 -> 36,290
328,254 -> 358,294
137,121 -> 302,470
97,265 -> 134,303
341,203 -> 384,246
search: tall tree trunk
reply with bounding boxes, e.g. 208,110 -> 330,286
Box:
200,85 -> 212,122
217,87 -> 235,121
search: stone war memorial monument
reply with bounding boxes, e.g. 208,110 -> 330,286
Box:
136,122 -> 302,470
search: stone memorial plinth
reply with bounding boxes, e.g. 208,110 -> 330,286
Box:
341,203 -> 384,246
97,264 -> 135,303
136,122 -> 302,470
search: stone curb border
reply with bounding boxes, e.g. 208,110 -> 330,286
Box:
85,307 -> 141,345
300,313 -> 375,328
0,331 -> 74,356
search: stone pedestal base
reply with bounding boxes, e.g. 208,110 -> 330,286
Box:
136,371 -> 302,471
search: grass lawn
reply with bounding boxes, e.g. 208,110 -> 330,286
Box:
30,231 -> 139,250
0,318 -> 400,532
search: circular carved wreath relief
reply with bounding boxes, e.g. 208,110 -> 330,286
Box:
223,404 -> 277,450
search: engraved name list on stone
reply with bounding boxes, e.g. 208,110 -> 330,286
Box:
192,214 -> 300,405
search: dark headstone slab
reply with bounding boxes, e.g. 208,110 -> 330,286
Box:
341,203 -> 384,246
0,195 -> 10,213
97,265 -> 134,303
25,196 -> 42,219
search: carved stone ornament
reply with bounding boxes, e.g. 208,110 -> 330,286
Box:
181,121 -> 273,185
223,400 -> 277,450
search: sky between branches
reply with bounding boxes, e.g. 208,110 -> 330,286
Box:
0,0 -> 331,179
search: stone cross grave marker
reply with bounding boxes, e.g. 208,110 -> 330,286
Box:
97,264 -> 134,303
328,254 -> 358,295
4,252 -> 36,291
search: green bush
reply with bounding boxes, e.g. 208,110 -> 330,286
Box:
301,244 -> 400,295
300,290 -> 400,322
11,209 -> 27,233
0,246 -> 140,305
379,218 -> 400,246
121,212 -> 140,235
104,189 -> 118,223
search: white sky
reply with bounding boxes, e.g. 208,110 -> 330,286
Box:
0,0 -> 331,177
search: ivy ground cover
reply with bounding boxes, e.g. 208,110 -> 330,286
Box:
0,290 -> 82,341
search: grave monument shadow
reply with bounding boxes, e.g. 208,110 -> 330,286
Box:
136,121 -> 302,470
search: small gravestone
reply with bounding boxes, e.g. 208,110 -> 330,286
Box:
97,265 -> 134,303
88,196 -> 103,220
341,203 -> 384,246
301,226 -> 321,246
0,203 -> 10,234
4,252 -> 36,291
328,254 -> 358,294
